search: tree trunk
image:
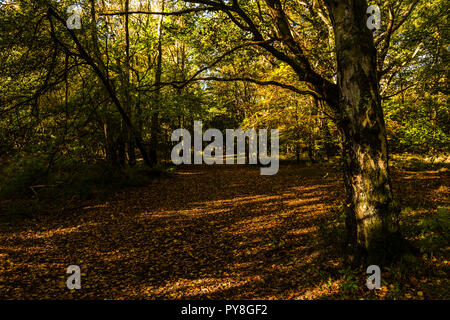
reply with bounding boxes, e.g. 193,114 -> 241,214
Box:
149,0 -> 165,165
307,144 -> 315,163
295,142 -> 300,164
325,0 -> 407,263
124,0 -> 136,166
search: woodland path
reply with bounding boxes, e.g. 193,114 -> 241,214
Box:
0,164 -> 448,299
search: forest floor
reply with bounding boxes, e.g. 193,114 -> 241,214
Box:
0,163 -> 449,299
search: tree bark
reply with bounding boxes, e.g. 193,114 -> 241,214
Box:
325,0 -> 407,263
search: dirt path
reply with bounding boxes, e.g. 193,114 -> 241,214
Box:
0,165 -> 448,299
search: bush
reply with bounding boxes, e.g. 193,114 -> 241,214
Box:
0,156 -> 48,198
0,156 -> 175,201
418,207 -> 450,255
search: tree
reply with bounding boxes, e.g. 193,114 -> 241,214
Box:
161,0 -> 414,262
149,0 -> 166,165
45,0 -> 157,167
324,0 -> 405,262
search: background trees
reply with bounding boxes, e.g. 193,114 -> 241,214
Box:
0,0 -> 448,262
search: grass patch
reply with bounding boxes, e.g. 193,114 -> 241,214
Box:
391,153 -> 450,171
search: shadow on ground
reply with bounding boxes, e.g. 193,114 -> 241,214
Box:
0,164 -> 448,299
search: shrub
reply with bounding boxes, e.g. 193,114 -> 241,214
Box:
418,207 -> 450,255
0,156 -> 48,198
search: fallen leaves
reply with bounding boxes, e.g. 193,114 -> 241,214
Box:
0,164 -> 448,300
